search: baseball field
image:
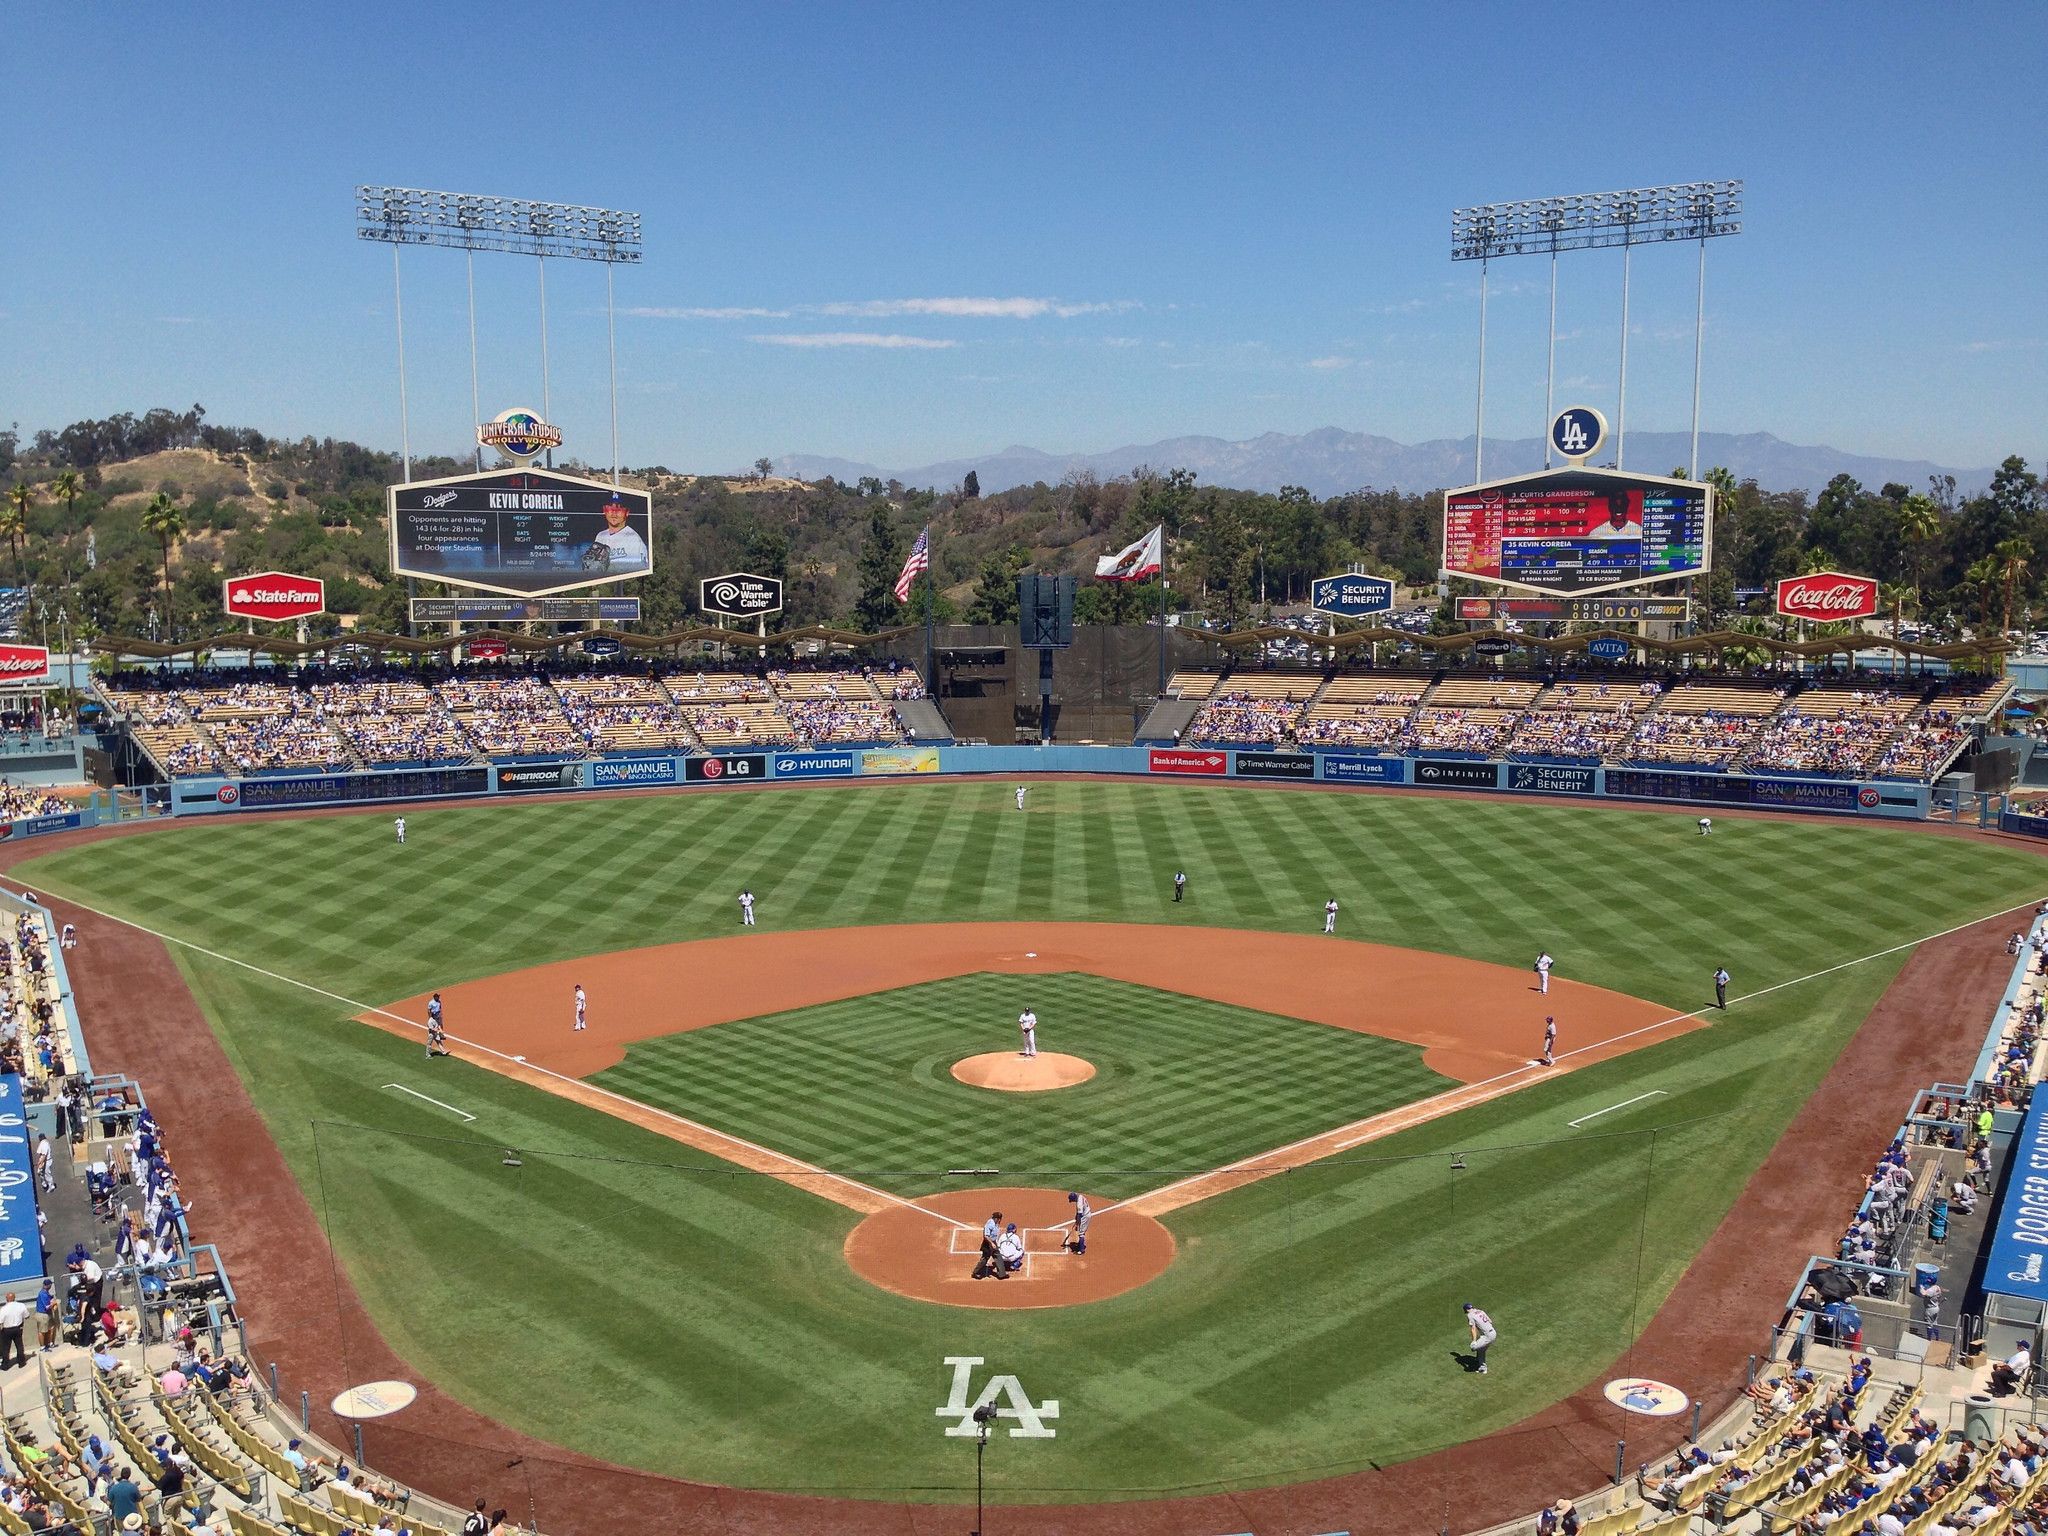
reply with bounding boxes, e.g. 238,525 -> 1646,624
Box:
19,779 -> 2046,1502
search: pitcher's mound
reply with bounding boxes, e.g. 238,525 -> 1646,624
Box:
951,1051 -> 1095,1091
845,1186 -> 1174,1309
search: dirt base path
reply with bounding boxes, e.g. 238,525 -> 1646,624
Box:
845,1187 -> 1174,1309
376,921 -> 1681,1090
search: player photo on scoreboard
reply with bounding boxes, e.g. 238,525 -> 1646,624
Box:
1441,469 -> 1707,597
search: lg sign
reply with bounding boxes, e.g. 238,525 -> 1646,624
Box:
1775,572 -> 1878,621
223,572 -> 326,623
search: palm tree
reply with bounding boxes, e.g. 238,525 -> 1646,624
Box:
140,491 -> 187,636
1896,493 -> 1941,612
1996,536 -> 2032,637
51,470 -> 81,518
1965,555 -> 2000,634
0,485 -> 29,596
1880,581 -> 1910,646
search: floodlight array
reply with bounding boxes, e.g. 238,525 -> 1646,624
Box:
354,186 -> 642,263
1451,181 -> 1742,261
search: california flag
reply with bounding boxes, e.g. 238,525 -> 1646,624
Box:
1095,524 -> 1164,581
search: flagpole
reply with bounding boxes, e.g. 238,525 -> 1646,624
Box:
1156,551 -> 1168,699
923,525 -> 936,700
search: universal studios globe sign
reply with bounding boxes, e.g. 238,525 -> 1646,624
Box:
478,408 -> 564,465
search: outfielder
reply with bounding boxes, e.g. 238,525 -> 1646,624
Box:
1018,1008 -> 1038,1058
1463,1302 -> 1496,1374
1065,1191 -> 1092,1254
1534,951 -> 1553,995
573,984 -> 587,1032
1015,785 -> 1027,811
1323,898 -> 1339,934
739,889 -> 756,927
394,816 -> 406,845
1698,816 -> 1713,836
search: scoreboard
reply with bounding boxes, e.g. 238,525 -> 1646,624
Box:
1443,468 -> 1710,597
388,468 -> 655,599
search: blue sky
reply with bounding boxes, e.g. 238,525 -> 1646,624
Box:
4,3 -> 2043,475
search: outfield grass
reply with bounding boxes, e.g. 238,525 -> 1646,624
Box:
592,971 -> 1453,1199
22,782 -> 2048,1498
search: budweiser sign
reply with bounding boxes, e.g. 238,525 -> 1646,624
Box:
0,645 -> 49,684
223,572 -> 325,622
1775,572 -> 1879,621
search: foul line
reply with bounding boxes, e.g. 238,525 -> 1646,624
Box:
48,888 -> 2045,1233
58,902 -> 965,1230
382,1084 -> 477,1123
1566,1090 -> 1666,1129
1101,894 -> 2048,1221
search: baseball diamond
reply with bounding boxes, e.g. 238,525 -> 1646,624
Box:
16,779 -> 2048,1534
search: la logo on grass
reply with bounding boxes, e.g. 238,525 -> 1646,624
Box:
938,1356 -> 1059,1438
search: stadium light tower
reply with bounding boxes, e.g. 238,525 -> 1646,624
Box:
1451,181 -> 1741,475
354,187 -> 644,485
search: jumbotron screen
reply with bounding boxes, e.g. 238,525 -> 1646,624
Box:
1442,469 -> 1710,596
388,468 -> 654,598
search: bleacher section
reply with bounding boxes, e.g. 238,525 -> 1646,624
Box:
552,674 -> 698,755
312,680 -> 475,767
1622,680 -> 1785,768
1295,675 -> 1429,751
1744,687 -> 1920,777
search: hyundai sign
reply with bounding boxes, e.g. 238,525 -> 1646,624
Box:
1310,573 -> 1396,619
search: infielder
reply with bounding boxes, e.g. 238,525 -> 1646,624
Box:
1463,1301 -> 1496,1374
739,889 -> 756,927
1534,951 -> 1553,995
573,984 -> 588,1032
394,816 -> 406,845
1323,898 -> 1339,934
1015,785 -> 1027,811
1698,816 -> 1713,836
1065,1191 -> 1092,1254
1540,1015 -> 1557,1066
1018,1008 -> 1038,1058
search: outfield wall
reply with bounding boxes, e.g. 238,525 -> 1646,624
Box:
155,745 -> 1933,820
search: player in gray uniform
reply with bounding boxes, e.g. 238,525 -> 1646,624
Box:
1065,1191 -> 1092,1254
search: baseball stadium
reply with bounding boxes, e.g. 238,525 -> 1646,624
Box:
11,10 -> 2048,1536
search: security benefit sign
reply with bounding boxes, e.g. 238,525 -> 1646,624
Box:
1310,573 -> 1395,619
389,468 -> 655,598
0,1077 -> 43,1287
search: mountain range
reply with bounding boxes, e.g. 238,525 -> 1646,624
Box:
775,428 -> 1998,500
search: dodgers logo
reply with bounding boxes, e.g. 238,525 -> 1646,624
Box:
937,1357 -> 1059,1439
1550,405 -> 1607,462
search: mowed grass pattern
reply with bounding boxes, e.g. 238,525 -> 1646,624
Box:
21,782 -> 2048,1498
594,972 -> 1453,1197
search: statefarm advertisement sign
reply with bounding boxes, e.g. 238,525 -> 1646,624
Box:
0,645 -> 49,687
1775,571 -> 1878,621
223,571 -> 326,623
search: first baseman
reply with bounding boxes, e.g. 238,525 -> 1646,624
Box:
1534,951 -> 1552,995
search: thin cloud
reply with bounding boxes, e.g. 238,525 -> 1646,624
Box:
157,316 -> 199,325
628,305 -> 792,320
749,332 -> 957,350
1308,355 -> 1354,370
1962,338 -> 2045,354
813,296 -> 1135,319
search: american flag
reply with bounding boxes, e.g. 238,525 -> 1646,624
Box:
894,526 -> 931,603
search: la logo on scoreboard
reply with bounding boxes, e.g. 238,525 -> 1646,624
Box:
1550,406 -> 1607,465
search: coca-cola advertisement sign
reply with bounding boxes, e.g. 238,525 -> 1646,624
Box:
1776,572 -> 1878,621
0,645 -> 50,685
223,571 -> 325,622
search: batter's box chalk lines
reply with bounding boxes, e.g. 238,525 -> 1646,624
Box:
382,1084 -> 477,1122
1100,894 -> 2048,1219
71,906 -> 958,1229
